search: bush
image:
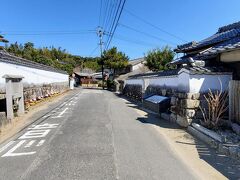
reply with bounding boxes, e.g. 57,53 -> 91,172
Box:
199,89 -> 229,130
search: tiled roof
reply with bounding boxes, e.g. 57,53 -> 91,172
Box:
128,69 -> 180,79
175,21 -> 240,53
129,57 -> 145,66
170,56 -> 195,65
183,66 -> 232,75
0,50 -> 68,74
128,66 -> 231,79
199,36 -> 240,56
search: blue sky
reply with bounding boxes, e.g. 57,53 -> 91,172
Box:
1,0 -> 240,59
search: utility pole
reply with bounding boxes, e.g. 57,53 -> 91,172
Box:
97,27 -> 104,89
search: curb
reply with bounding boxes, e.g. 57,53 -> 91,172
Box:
187,125 -> 240,160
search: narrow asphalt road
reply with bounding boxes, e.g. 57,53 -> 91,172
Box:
0,89 -> 198,180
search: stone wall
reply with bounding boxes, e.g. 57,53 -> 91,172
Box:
0,82 -> 68,129
123,84 -> 142,101
145,85 -> 176,97
124,84 -> 205,127
23,82 -> 68,102
170,92 -> 201,127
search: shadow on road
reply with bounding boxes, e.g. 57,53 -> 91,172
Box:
118,94 -> 240,179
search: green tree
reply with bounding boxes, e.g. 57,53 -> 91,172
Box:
102,47 -> 129,77
83,58 -> 101,72
145,46 -> 175,72
4,41 -> 103,74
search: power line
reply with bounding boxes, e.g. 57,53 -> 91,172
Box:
2,31 -> 95,36
124,8 -> 187,43
103,0 -> 119,46
103,0 -> 116,31
102,0 -> 110,27
1,30 -> 95,33
118,23 -> 177,46
114,34 -> 161,47
99,0 -> 103,26
105,0 -> 126,50
104,0 -> 123,49
89,45 -> 99,56
103,0 -> 112,29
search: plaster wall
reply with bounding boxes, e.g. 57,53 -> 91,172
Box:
148,76 -> 179,89
125,79 -> 143,86
132,63 -> 145,71
189,74 -> 232,93
126,72 -> 232,94
0,62 -> 69,92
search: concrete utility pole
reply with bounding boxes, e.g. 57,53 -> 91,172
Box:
97,27 -> 104,89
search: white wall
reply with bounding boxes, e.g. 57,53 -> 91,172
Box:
178,72 -> 190,92
0,62 -> 69,92
125,79 -> 143,86
148,76 -> 178,88
189,74 -> 232,93
126,71 -> 232,94
132,63 -> 145,71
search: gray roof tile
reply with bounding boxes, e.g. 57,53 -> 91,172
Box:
199,36 -> 240,56
175,21 -> 240,53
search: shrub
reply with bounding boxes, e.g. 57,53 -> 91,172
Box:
199,89 -> 229,130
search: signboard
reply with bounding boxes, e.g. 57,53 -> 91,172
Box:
145,95 -> 169,104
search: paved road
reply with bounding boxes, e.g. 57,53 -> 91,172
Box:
0,89 -> 198,180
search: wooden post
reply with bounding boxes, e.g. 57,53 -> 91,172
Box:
229,80 -> 240,124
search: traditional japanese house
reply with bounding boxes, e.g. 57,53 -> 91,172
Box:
173,21 -> 240,80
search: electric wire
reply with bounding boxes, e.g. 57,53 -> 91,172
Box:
103,0 -> 119,46
102,0 -> 110,27
114,34 -> 161,47
105,0 -> 126,50
103,0 -> 116,31
104,0 -> 123,49
118,23 -> 177,46
89,45 -> 100,56
2,30 -> 96,36
103,0 -> 112,30
99,0 -> 103,26
124,8 -> 187,43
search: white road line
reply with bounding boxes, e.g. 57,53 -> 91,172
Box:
36,140 -> 45,147
58,107 -> 68,116
0,141 -> 15,153
18,129 -> 51,139
24,140 -> 36,148
52,107 -> 69,118
2,140 -> 36,157
28,123 -> 58,130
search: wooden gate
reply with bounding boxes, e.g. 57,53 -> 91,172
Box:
229,80 -> 240,124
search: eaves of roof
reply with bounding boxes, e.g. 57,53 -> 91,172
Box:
175,21 -> 240,53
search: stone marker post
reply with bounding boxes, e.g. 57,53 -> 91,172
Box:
3,74 -> 24,120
